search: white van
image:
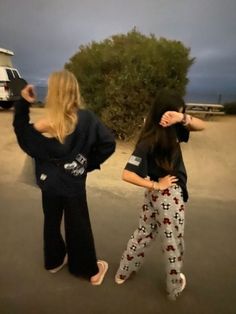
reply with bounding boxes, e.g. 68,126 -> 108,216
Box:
0,48 -> 24,109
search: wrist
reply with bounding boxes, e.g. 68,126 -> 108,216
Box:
181,113 -> 192,126
151,181 -> 160,191
179,112 -> 185,123
151,181 -> 155,190
21,96 -> 33,104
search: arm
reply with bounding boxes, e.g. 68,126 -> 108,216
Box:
87,118 -> 116,171
13,85 -> 48,158
160,111 -> 205,131
13,83 -> 36,129
122,169 -> 178,191
122,169 -> 154,189
123,143 -> 178,190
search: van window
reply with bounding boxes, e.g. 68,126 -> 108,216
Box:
6,69 -> 14,80
13,70 -> 20,78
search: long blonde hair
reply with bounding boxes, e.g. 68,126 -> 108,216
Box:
45,70 -> 81,143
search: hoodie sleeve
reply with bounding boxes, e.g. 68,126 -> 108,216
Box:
13,98 -> 49,158
86,114 -> 116,172
175,123 -> 190,143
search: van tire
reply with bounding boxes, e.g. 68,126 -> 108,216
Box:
0,101 -> 14,109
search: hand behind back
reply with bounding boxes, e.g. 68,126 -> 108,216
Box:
158,175 -> 178,190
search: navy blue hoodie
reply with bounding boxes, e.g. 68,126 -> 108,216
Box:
13,98 -> 116,196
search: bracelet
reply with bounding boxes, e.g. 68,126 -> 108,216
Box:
151,181 -> 155,190
181,113 -> 187,125
181,113 -> 192,126
152,181 -> 159,191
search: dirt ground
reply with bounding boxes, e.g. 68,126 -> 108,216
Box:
1,107 -> 235,200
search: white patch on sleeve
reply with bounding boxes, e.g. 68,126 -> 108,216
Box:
40,173 -> 47,181
128,155 -> 142,166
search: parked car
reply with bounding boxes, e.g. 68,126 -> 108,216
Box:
0,48 -> 25,109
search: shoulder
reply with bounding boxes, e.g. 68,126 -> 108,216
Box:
78,109 -> 96,119
129,141 -> 149,161
34,118 -> 51,133
135,140 -> 150,154
78,109 -> 99,125
77,109 -> 102,137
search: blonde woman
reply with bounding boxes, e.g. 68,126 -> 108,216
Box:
13,70 -> 115,285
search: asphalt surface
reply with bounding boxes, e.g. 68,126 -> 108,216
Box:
0,108 -> 236,314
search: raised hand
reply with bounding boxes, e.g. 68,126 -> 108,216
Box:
159,111 -> 183,127
21,84 -> 37,103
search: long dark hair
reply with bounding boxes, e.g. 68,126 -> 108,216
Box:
137,90 -> 185,171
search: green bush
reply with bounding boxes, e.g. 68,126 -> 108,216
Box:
223,101 -> 236,115
65,28 -> 194,139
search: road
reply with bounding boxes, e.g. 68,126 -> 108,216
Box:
0,108 -> 236,314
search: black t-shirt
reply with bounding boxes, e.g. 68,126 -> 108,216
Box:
125,124 -> 189,202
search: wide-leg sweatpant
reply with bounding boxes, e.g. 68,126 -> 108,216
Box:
41,191 -> 99,278
116,185 -> 185,298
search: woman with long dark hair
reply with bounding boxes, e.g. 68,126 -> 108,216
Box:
13,70 -> 115,285
115,90 -> 205,300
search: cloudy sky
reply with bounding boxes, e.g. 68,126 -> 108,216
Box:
0,0 -> 236,98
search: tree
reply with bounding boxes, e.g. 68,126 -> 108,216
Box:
65,28 -> 194,139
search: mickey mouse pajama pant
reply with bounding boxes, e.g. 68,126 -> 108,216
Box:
116,185 -> 185,298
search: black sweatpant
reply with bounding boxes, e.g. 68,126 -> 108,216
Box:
41,191 -> 99,278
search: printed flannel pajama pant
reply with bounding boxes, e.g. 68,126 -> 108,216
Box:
116,185 -> 185,298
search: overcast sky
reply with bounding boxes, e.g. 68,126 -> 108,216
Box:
0,0 -> 236,95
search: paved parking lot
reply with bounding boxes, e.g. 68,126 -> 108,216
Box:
0,108 -> 236,314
